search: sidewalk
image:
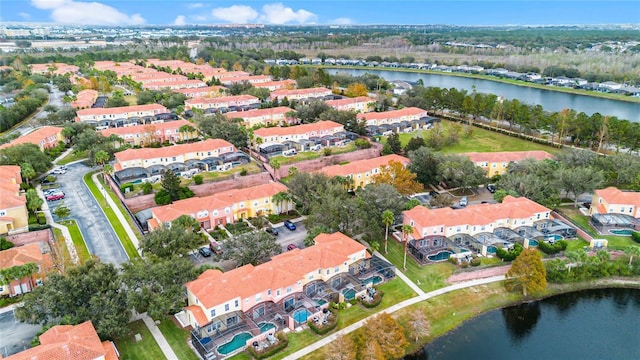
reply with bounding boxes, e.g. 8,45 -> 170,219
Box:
139,313 -> 178,360
282,275 -> 505,360
91,173 -> 141,256
374,251 -> 426,296
36,185 -> 79,264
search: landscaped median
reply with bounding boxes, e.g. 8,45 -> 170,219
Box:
83,171 -> 140,260
59,219 -> 91,262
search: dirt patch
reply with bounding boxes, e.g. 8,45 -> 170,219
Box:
447,265 -> 510,283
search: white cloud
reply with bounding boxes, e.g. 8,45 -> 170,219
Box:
330,17 -> 353,25
18,12 -> 32,20
211,5 -> 258,24
187,3 -> 204,9
259,3 -> 317,25
174,15 -> 186,26
30,0 -> 145,25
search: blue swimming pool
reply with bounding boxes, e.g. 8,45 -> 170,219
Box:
487,246 -> 497,254
316,299 -> 327,306
362,275 -> 383,285
529,239 -> 539,247
427,250 -> 453,262
293,309 -> 310,323
610,229 -> 633,236
546,234 -> 564,241
217,332 -> 252,355
258,322 -> 276,333
342,288 -> 356,301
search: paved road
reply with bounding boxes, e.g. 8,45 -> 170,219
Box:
273,220 -> 308,251
0,306 -> 40,357
47,163 -> 129,265
8,85 -> 64,137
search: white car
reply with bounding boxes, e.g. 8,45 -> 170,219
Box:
52,168 -> 66,175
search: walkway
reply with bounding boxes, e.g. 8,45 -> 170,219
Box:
91,172 -> 141,255
36,185 -> 79,264
374,251 -> 426,296
139,313 -> 178,360
282,275 -> 505,360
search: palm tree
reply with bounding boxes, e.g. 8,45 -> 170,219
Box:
178,124 -> 196,142
20,163 -> 35,187
401,224 -> 414,271
271,191 -> 292,214
382,210 -> 394,254
625,246 -> 640,266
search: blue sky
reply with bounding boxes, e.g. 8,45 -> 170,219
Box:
2,1 -> 639,26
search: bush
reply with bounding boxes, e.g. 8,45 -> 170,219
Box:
308,310 -> 339,335
496,243 -> 524,261
470,258 -> 481,266
538,239 -> 568,254
360,289 -> 384,308
632,231 -> 640,243
28,224 -> 50,231
448,256 -> 459,265
178,186 -> 195,199
0,237 -> 14,250
355,138 -> 372,149
246,332 -> 288,359
193,175 -> 203,185
323,148 -> 332,156
240,168 -> 248,176
154,189 -> 172,205
141,182 -> 153,195
120,183 -> 134,193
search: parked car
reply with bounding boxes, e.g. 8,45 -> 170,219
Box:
44,190 -> 64,196
487,184 -> 496,193
429,190 -> 439,197
209,241 -> 223,255
40,176 -> 56,184
287,244 -> 298,251
266,227 -> 279,236
52,168 -> 66,175
46,193 -> 65,201
283,220 -> 296,231
459,196 -> 468,207
198,247 -> 212,257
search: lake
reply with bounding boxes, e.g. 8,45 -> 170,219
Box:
326,68 -> 640,122
405,288 -> 640,360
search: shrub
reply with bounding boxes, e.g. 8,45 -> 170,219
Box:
0,237 -> 14,250
360,289 -> 384,308
448,256 -> 459,265
28,224 -> 50,231
120,183 -> 134,193
193,174 -> 203,185
240,168 -> 248,176
247,332 -> 288,359
355,138 -> 371,149
323,148 -> 332,156
141,182 -> 153,195
154,189 -> 172,205
496,242 -> 524,261
538,239 -> 568,254
632,231 -> 640,244
308,309 -> 339,335
470,258 -> 481,266
178,187 -> 195,199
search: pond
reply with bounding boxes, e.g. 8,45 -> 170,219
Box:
405,288 -> 640,359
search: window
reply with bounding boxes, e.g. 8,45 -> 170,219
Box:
492,163 -> 497,168
210,309 -> 216,317
318,269 -> 321,274
235,300 -> 239,307
621,207 -> 625,212
0,210 -> 5,217
256,294 -> 262,302
267,289 -> 271,296
286,286 -> 292,293
276,289 -> 280,296
265,199 -> 269,203
224,304 -> 229,311
326,269 -> 330,275
309,275 -> 314,280
334,266 -> 339,273
410,220 -> 414,226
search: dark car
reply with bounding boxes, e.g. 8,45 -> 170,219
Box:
487,184 -> 497,193
283,220 -> 296,231
198,247 -> 212,257
287,244 -> 298,251
429,191 -> 439,197
266,227 -> 279,236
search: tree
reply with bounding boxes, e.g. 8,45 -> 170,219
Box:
0,237 -> 14,250
345,82 -> 369,97
195,114 -> 248,148
401,224 -> 413,271
407,309 -> 430,342
271,191 -> 292,214
625,246 -> 640,266
20,162 -> 36,186
437,154 -> 486,191
382,210 -> 394,254
94,150 -> 109,169
325,334 -> 357,360
429,194 -> 454,208
160,169 -> 181,202
25,188 -> 43,214
408,147 -> 440,186
53,203 -> 71,219
16,260 -> 130,340
506,249 -> 547,296
222,231 -> 281,266
555,166 -> 603,207
121,257 -> 198,320
385,133 -> 402,154
404,136 -> 426,154
139,222 -> 202,259
0,143 -> 51,174
362,313 -> 408,359
105,93 -> 129,108
373,160 -> 422,195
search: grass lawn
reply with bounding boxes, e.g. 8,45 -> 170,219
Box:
383,239 -> 455,292
124,94 -> 138,106
56,150 -> 88,165
51,226 -> 72,263
558,206 -> 636,249
157,318 -> 200,360
59,219 -> 91,262
84,172 -> 140,260
116,320 -> 166,360
387,121 -> 560,155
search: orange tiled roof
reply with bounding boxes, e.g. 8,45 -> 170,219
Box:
0,165 -> 25,210
151,182 -> 288,224
594,187 -> 640,206
185,95 -> 259,105
185,232 -> 367,311
359,107 -> 428,121
172,86 -> 227,97
254,120 -> 343,138
0,126 -> 63,150
3,321 -> 118,360
114,138 -> 235,163
225,107 -> 294,121
76,104 -> 168,117
99,119 -> 195,138
142,79 -> 207,89
325,96 -> 375,107
403,195 -> 550,239
463,150 -> 554,163
320,154 -> 410,178
212,71 -> 250,79
270,87 -> 331,98
253,80 -> 296,89
71,90 -> 98,109
0,242 -> 50,270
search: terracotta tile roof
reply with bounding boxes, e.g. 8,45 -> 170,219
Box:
3,321 -> 117,360
225,107 -> 294,121
99,119 -> 195,138
320,154 -> 410,178
218,75 -> 272,83
0,165 -> 25,210
71,90 -> 98,109
185,232 -> 367,311
463,150 -> 554,163
254,120 -> 343,138
142,79 -> 207,89
114,138 -> 235,163
76,104 -> 168,117
358,107 -> 428,121
185,305 -> 209,327
0,126 -> 63,150
325,96 -> 376,107
185,95 -> 259,106
151,182 -> 288,224
0,242 -> 51,270
403,195 -> 550,238
594,187 -> 640,206
212,71 -> 250,79
172,86 -> 227,97
270,87 -> 331,98
253,80 -> 296,89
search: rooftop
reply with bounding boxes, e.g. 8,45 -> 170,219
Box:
254,120 -> 343,138
114,138 -> 234,163
320,154 -> 409,178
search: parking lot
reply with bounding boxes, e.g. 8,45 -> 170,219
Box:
0,307 -> 40,357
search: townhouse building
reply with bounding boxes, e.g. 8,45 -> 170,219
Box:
172,86 -> 228,98
358,107 -> 429,126
99,119 -> 198,147
0,242 -> 52,297
217,75 -> 272,86
225,107 -> 296,128
253,121 -> 344,149
0,126 -> 65,151
212,71 -> 250,80
0,166 -> 28,235
75,104 -> 169,124
2,321 -> 119,360
253,80 -> 296,91
184,95 -> 260,112
325,96 -> 376,113
30,62 -> 78,75
142,79 -> 207,91
130,72 -> 188,84
70,89 -> 98,109
320,154 -> 410,189
464,150 -> 554,177
147,182 -> 291,230
269,87 -> 332,102
590,187 -> 640,218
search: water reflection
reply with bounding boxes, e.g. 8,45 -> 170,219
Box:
502,302 -> 541,342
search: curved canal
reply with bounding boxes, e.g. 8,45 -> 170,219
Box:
405,288 -> 640,360
326,68 -> 640,122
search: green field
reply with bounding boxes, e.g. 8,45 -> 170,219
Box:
269,143 -> 359,166
59,219 -> 91,262
56,150 -> 88,165
157,319 -> 200,360
116,320 -> 166,360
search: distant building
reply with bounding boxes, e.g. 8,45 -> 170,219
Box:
0,242 -> 52,297
71,90 -> 98,109
319,154 -> 410,189
0,126 -> 65,151
0,166 -> 28,235
463,151 -> 554,177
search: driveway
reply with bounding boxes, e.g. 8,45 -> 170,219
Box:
0,306 -> 41,357
47,163 -> 129,265
273,220 -> 308,251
